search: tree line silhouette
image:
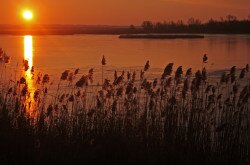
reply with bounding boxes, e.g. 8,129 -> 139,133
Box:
140,15 -> 250,34
1,15 -> 250,35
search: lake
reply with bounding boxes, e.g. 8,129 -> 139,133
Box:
0,34 -> 249,81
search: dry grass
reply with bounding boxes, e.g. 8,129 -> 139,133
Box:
0,49 -> 249,164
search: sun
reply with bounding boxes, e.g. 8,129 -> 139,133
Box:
23,10 -> 33,21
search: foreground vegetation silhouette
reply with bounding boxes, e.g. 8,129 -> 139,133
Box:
0,48 -> 249,164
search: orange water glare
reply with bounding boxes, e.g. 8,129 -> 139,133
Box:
24,35 -> 33,68
24,35 -> 35,115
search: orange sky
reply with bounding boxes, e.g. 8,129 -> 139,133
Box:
1,0 -> 250,25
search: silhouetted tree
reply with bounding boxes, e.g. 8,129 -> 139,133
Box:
187,17 -> 201,25
141,21 -> 154,32
226,15 -> 237,22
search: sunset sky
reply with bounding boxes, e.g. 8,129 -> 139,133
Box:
1,0 -> 250,25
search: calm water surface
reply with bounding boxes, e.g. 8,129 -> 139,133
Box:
1,34 -> 249,115
0,34 -> 249,75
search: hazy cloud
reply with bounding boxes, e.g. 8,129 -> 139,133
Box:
1,0 -> 250,24
162,0 -> 250,9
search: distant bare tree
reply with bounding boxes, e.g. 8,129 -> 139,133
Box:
187,17 -> 201,25
176,20 -> 184,26
226,15 -> 237,22
141,21 -> 154,32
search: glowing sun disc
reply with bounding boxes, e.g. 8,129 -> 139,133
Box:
23,10 -> 33,20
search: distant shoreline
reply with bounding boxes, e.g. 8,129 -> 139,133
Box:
0,31 -> 249,36
1,24 -> 250,36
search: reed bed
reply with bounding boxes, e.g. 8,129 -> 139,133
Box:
0,49 -> 249,164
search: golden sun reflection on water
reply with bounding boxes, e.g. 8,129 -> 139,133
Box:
24,35 -> 35,115
24,35 -> 33,70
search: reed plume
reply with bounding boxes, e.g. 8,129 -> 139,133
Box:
162,63 -> 174,79
203,54 -> 208,63
144,60 -> 150,72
